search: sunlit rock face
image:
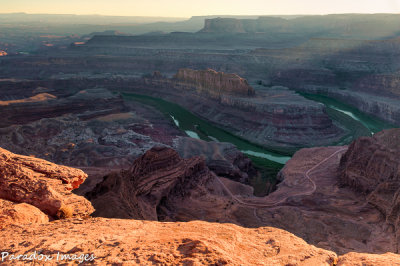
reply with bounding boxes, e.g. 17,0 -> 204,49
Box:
0,147 -> 94,220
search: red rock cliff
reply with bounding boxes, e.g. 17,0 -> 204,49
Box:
174,68 -> 255,97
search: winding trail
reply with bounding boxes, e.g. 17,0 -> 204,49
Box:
217,147 -> 348,208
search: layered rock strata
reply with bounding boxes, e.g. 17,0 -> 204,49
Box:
0,88 -> 126,128
84,140 -> 398,255
0,147 -> 93,221
86,146 -> 217,220
339,128 -> 400,244
0,146 -> 400,264
126,76 -> 345,150
174,68 -> 255,96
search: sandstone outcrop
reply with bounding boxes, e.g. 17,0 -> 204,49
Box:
1,217 -> 400,265
339,128 -> 400,244
174,68 -> 255,97
337,252 -> 400,266
86,146 -> 216,220
0,199 -> 49,228
0,218 -> 338,265
0,96 -> 183,169
0,145 -> 399,264
0,147 -> 93,219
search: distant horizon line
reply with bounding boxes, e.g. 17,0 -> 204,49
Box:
1,11 -> 400,19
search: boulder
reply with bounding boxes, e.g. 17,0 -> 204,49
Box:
0,199 -> 49,228
0,147 -> 94,218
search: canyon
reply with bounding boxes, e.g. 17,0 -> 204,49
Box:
1,132 -> 400,264
125,70 -> 346,151
173,68 -> 255,96
1,13 -> 400,265
78,130 -> 400,256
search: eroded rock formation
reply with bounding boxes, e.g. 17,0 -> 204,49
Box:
0,88 -> 127,128
0,147 -> 93,219
0,146 -> 399,265
174,68 -> 255,97
83,141 -> 398,255
0,199 -> 49,228
127,77 -> 345,150
200,18 -> 247,33
86,146 -> 216,220
339,128 -> 400,244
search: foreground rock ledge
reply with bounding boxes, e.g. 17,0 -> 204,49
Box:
1,146 -> 400,265
1,218 -> 399,265
1,218 -> 337,265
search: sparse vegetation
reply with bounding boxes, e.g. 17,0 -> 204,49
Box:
56,205 -> 74,219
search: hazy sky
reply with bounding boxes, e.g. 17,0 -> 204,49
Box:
1,0 -> 400,17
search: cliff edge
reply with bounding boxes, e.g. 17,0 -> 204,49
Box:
0,146 -> 400,265
340,128 -> 400,244
174,68 -> 255,97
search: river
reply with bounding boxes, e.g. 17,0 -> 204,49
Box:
123,91 -> 395,195
123,93 -> 291,165
298,92 -> 395,136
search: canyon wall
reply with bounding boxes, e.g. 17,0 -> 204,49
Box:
199,15 -> 400,39
339,128 -> 400,244
174,68 -> 255,97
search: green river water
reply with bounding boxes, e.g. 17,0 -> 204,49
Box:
123,92 -> 395,195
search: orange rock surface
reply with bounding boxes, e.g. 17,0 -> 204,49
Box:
0,199 -> 49,228
1,218 -> 339,265
0,147 -> 93,218
1,146 -> 400,265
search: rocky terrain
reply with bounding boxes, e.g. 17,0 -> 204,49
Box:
1,13 -> 400,264
2,34 -> 399,128
0,88 -> 127,128
174,68 -> 255,96
0,147 -> 93,226
1,139 -> 400,264
79,130 -> 400,256
0,78 -> 187,168
119,71 -> 346,151
86,146 -> 218,219
339,128 -> 400,246
199,15 -> 400,39
0,73 -> 348,153
174,137 -> 256,183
